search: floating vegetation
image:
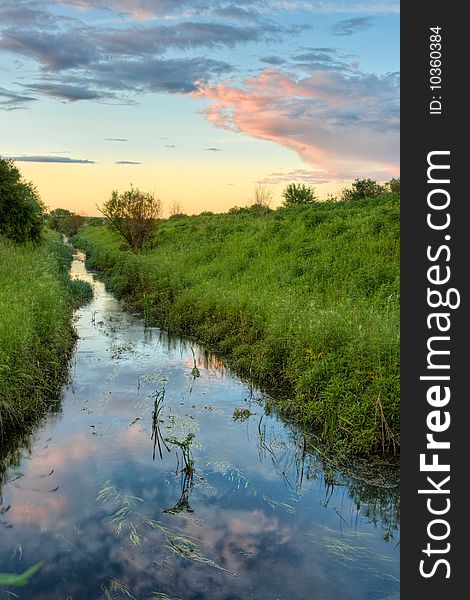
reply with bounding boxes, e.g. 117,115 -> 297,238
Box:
96,481 -> 231,577
100,577 -> 135,599
148,594 -> 182,600
232,407 -> 255,422
97,482 -> 144,544
110,343 -> 135,359
205,460 -> 249,490
166,536 -> 236,576
260,495 -> 296,514
306,526 -> 395,575
146,519 -> 234,575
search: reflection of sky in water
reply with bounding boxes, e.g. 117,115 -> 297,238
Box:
0,251 -> 399,600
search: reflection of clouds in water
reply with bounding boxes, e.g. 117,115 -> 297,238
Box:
10,494 -> 69,529
0,254 -> 399,600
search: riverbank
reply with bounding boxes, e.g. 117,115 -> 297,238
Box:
0,232 -> 92,440
74,193 -> 399,457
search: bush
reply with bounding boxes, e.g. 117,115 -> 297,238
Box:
282,183 -> 317,206
341,178 -> 387,201
0,158 -> 45,243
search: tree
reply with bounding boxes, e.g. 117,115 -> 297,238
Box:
388,177 -> 400,194
281,183 -> 317,206
0,158 -> 45,243
47,208 -> 85,236
98,186 -> 163,251
47,208 -> 72,231
341,178 -> 386,201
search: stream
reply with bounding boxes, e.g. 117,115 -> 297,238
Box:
0,249 -> 399,600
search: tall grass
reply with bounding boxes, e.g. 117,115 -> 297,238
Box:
74,193 -> 399,456
0,231 -> 91,439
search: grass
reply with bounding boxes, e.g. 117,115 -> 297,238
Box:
74,193 -> 399,456
0,231 -> 92,440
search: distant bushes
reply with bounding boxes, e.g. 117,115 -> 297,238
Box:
47,208 -> 85,237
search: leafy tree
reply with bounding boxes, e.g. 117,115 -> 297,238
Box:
47,208 -> 85,236
47,208 -> 72,231
98,186 -> 163,251
281,183 -> 317,206
341,178 -> 386,201
0,158 -> 45,243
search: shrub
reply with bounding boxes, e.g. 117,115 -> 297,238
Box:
341,178 -> 387,201
282,183 -> 317,206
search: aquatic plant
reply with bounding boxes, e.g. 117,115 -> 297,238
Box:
232,407 -> 254,421
0,562 -> 43,587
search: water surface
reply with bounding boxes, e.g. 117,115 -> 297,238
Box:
0,251 -> 399,600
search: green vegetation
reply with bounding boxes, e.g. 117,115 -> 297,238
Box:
47,207 -> 85,236
341,178 -> 388,202
0,158 -> 45,243
0,231 -> 92,439
98,186 -> 163,251
74,190 -> 399,456
282,182 -> 318,206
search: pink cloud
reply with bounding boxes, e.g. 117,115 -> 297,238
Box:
193,68 -> 399,181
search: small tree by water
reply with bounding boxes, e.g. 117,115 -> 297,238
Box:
98,186 -> 162,251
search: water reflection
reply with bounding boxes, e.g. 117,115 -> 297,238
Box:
0,251 -> 399,600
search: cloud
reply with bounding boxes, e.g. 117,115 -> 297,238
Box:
0,3 -> 307,102
260,55 -> 286,66
193,67 -> 399,180
22,83 -> 104,101
56,0 -> 400,19
7,155 -> 96,163
0,20 -> 280,71
330,17 -> 373,36
258,169 -> 332,185
115,160 -> 141,164
257,167 -> 394,185
0,86 -> 36,110
90,56 -> 233,94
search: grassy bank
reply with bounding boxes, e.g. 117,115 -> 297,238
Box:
0,232 -> 92,439
75,194 -> 399,456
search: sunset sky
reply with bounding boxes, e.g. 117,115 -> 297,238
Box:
0,1 -> 399,216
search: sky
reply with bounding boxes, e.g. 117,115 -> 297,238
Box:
0,0 -> 399,216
